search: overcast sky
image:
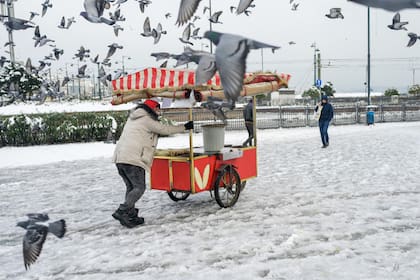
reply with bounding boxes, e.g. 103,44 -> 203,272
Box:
2,0 -> 420,93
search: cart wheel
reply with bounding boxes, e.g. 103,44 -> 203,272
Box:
214,165 -> 241,208
167,191 -> 190,202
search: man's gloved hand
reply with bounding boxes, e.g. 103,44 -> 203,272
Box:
184,121 -> 194,130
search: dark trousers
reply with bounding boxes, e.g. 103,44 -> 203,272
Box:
116,163 -> 146,209
319,120 -> 330,146
243,121 -> 254,146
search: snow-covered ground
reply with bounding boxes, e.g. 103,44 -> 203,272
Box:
1,122 -> 420,279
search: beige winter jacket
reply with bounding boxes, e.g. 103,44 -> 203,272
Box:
113,107 -> 185,171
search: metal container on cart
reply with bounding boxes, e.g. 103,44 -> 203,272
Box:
202,123 -> 226,153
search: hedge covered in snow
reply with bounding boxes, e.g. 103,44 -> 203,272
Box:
0,111 -> 128,147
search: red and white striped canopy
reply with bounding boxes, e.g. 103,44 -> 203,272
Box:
112,67 -> 222,93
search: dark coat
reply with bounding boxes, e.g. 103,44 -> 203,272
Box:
317,102 -> 334,122
243,102 -> 253,122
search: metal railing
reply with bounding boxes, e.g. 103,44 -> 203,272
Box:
161,104 -> 420,131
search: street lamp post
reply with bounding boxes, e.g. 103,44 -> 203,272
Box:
1,0 -> 16,63
311,43 -> 320,87
95,62 -> 102,100
122,55 -> 131,76
209,0 -> 213,54
261,49 -> 264,72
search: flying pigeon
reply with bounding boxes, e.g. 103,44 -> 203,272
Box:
179,23 -> 194,45
407,32 -> 420,47
112,24 -> 123,36
41,0 -> 53,17
348,0 -> 420,11
77,64 -> 90,78
53,48 -> 64,60
209,11 -> 223,24
62,76 -> 71,86
110,8 -> 125,22
288,41 -> 296,45
201,96 -> 230,123
17,214 -> 66,270
58,16 -> 66,29
33,27 -> 55,47
387,13 -> 408,30
191,27 -> 201,39
141,17 -> 155,37
80,0 -> 115,25
177,0 -> 202,26
66,17 -> 76,29
4,41 -> 15,47
29,12 -> 39,21
325,8 -> 344,19
98,65 -> 112,85
203,6 -> 210,14
291,3 -> 299,11
235,0 -> 254,15
37,60 -> 51,72
152,23 -> 166,44
105,43 -> 123,59
1,16 -> 35,30
74,46 -> 90,61
137,0 -> 152,13
151,52 -> 171,61
203,30 -> 280,105
165,12 -> 171,18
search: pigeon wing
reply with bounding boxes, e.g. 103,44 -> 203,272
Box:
27,213 -> 49,222
195,54 -> 217,85
236,0 -> 253,15
78,64 -> 87,75
59,16 -> 65,28
393,12 -> 400,24
23,226 -> 48,270
143,17 -> 151,33
247,38 -> 280,52
216,38 -> 249,102
407,33 -> 418,47
177,0 -> 201,26
84,0 -> 99,18
106,46 -> 116,59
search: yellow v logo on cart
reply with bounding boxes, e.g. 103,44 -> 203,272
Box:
195,164 -> 210,191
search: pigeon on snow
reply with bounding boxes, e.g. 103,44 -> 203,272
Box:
17,213 -> 66,270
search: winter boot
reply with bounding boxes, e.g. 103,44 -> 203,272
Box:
112,204 -> 128,222
112,204 -> 136,228
127,208 -> 144,226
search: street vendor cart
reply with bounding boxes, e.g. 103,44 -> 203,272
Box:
112,67 -> 290,207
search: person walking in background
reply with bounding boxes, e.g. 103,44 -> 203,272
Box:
242,98 -> 254,146
112,99 -> 194,228
315,95 -> 334,148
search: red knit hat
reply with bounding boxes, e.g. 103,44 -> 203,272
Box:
144,99 -> 160,110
